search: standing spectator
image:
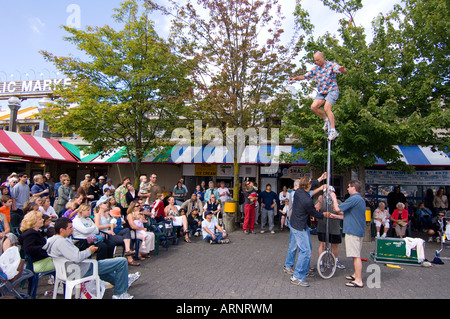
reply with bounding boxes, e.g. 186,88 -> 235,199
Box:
433,187 -> 448,216
387,186 -> 406,214
125,182 -> 139,206
146,174 -> 162,206
259,184 -> 278,234
56,176 -> 75,215
79,174 -> 91,187
204,181 -> 219,203
10,173 -> 30,216
44,172 -> 55,206
102,178 -> 116,195
284,177 -> 325,287
115,177 -> 131,209
31,174 -> 49,198
193,185 -> 204,202
242,181 -> 258,235
316,186 -> 345,269
53,174 -> 68,207
330,180 -> 366,289
217,181 -> 230,204
87,178 -> 101,202
97,176 -> 106,196
173,181 -> 187,206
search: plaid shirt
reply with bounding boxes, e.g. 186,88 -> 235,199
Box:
304,60 -> 342,94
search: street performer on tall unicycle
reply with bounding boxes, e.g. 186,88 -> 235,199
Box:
289,51 -> 347,141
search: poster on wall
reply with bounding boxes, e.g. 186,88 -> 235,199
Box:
366,170 -> 450,186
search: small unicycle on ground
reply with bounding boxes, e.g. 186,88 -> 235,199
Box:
317,244 -> 336,279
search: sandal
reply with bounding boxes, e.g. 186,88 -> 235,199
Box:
345,275 -> 356,281
124,250 -> 136,256
345,281 -> 364,288
140,253 -> 151,259
128,260 -> 140,266
184,238 -> 192,243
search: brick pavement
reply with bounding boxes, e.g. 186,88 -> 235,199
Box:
33,227 -> 450,300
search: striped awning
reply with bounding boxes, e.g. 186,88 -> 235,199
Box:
375,145 -> 450,166
57,140 -> 450,167
0,130 -> 77,163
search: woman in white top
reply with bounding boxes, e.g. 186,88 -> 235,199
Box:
72,204 -> 114,260
39,196 -> 58,221
126,200 -> 155,259
164,196 -> 190,243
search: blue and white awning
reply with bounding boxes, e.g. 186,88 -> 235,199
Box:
62,142 -> 450,166
375,145 -> 450,166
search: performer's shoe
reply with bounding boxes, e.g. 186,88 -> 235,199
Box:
328,129 -> 339,141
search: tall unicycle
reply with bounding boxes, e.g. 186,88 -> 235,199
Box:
317,122 -> 337,279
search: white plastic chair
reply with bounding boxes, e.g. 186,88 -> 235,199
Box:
52,257 -> 101,299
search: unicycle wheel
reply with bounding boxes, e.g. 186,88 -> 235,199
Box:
317,250 -> 337,279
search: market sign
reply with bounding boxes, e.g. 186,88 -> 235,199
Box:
194,164 -> 217,176
0,78 -> 72,99
365,169 -> 450,186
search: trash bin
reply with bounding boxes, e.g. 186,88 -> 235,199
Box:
223,200 -> 238,232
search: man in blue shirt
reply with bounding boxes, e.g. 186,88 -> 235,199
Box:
258,184 -> 278,234
330,180 -> 366,288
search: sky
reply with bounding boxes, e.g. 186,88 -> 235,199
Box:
0,0 -> 401,110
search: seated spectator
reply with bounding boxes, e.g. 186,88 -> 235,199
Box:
0,207 -> 18,254
0,195 -> 13,223
126,201 -> 155,259
390,202 -> 409,238
203,194 -> 221,219
41,215 -> 56,237
181,193 -> 203,216
18,211 -> 55,273
43,217 -> 140,299
164,197 -> 190,243
202,211 -> 229,244
62,194 -> 85,220
373,201 -> 390,238
187,208 -> 202,237
94,203 -> 138,266
415,202 -> 433,231
39,196 -> 58,221
428,211 -> 446,242
150,193 -> 166,223
72,204 -> 115,260
22,196 -> 42,216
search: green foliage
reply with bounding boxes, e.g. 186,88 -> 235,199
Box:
283,0 -> 449,174
39,0 -> 193,177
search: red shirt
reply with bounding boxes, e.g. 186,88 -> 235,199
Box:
0,206 -> 11,223
391,209 -> 408,226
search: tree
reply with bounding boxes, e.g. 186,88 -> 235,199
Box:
283,0 -> 449,192
39,0 -> 193,183
148,0 -> 305,217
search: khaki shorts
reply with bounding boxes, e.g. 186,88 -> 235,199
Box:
345,234 -> 363,258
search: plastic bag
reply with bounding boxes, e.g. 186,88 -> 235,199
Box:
0,246 -> 21,280
80,279 -> 106,299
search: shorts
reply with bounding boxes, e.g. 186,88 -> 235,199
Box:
318,232 -> 342,244
315,91 -> 339,105
345,234 -> 363,258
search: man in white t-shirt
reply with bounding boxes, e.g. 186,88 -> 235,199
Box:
202,211 -> 229,244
